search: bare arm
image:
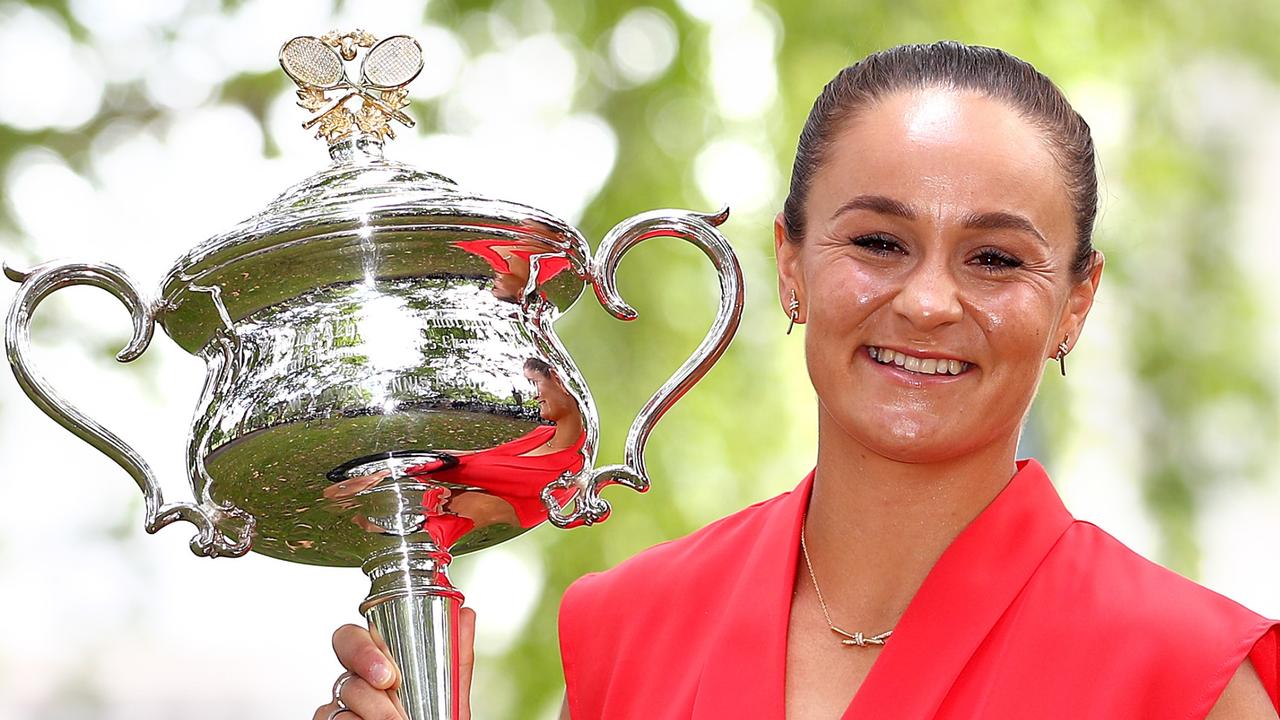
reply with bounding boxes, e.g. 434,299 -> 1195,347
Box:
1205,658 -> 1279,720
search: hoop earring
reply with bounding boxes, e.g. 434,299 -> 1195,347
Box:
786,290 -> 800,335
1055,335 -> 1070,376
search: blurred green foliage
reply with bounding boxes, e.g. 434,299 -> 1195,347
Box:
2,0 -> 1278,717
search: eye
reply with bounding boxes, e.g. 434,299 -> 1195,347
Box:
971,247 -> 1022,273
851,233 -> 904,256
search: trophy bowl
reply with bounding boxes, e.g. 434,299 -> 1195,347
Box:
3,29 -> 743,719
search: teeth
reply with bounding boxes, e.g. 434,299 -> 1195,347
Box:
867,347 -> 970,376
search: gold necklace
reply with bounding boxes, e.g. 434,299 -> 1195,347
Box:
799,518 -> 893,648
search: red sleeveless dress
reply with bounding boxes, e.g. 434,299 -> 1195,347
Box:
451,238 -> 573,285
407,426 -> 586,547
558,459 -> 1280,719
411,425 -> 584,528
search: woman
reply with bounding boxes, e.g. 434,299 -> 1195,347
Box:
322,358 -> 585,544
402,357 -> 587,537
314,41 -> 1280,719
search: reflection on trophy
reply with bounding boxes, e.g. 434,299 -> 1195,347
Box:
3,29 -> 743,720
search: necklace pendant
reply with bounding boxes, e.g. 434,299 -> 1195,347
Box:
831,626 -> 890,647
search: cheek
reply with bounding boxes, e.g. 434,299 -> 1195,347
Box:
806,259 -> 892,326
968,284 -> 1053,361
802,265 -> 891,403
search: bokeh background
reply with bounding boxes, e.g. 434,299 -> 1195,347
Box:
0,0 -> 1277,717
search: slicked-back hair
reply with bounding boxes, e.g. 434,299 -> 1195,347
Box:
782,41 -> 1098,280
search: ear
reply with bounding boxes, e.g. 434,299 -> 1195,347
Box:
774,212 -> 805,322
1053,250 -> 1105,356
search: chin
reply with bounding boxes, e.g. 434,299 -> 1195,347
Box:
870,438 -> 971,464
843,410 -> 990,464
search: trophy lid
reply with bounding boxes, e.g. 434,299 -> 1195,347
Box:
158,29 -> 592,355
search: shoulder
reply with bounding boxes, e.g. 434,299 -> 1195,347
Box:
1042,520 -> 1280,716
557,486 -> 799,716
1052,520 -> 1274,639
562,486 -> 794,616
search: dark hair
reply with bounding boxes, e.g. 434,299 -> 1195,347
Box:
782,41 -> 1098,280
524,357 -> 554,377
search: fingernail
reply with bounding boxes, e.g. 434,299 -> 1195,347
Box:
372,662 -> 393,686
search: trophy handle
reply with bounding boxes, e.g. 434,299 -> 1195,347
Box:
3,260 -> 253,558
543,207 -> 744,528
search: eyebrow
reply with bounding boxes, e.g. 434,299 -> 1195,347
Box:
960,210 -> 1048,247
833,194 -> 917,221
833,194 -> 1047,247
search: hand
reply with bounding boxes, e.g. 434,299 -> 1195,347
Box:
324,469 -> 391,501
313,607 -> 477,720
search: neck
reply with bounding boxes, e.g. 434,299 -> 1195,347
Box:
801,405 -> 1021,632
548,412 -> 584,448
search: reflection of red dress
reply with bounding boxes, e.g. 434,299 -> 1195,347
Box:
559,459 -> 1280,719
416,486 -> 478,549
452,239 -> 573,286
411,425 -> 584,529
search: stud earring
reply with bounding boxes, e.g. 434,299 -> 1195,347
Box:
1055,335 -> 1070,376
786,290 -> 800,335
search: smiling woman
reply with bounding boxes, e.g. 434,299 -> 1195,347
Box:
782,87 -> 1090,468
319,41 -> 1280,720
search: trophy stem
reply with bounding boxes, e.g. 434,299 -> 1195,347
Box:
361,543 -> 464,720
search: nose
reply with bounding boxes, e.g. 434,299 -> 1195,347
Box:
889,254 -> 963,331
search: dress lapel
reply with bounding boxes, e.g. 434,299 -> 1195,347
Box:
689,471 -> 814,719
841,458 -> 1074,719
687,460 -> 1072,720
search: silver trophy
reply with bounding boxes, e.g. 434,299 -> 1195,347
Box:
3,30 -> 743,719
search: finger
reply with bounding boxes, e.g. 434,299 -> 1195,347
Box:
458,606 -> 476,720
334,470 -> 391,493
347,471 -> 390,494
339,676 -> 402,720
313,700 -> 362,720
333,624 -> 397,690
